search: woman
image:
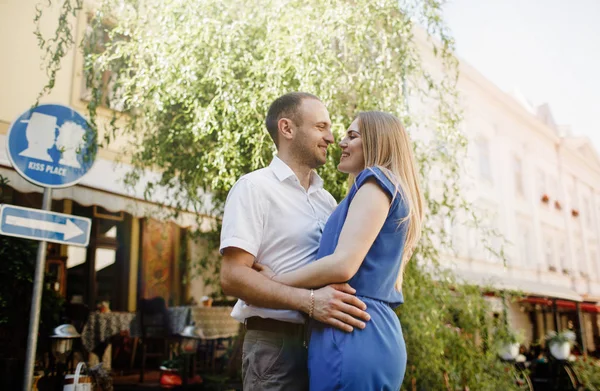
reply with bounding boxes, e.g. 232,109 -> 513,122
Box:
256,111 -> 424,390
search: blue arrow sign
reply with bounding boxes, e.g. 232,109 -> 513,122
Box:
0,204 -> 91,247
6,104 -> 97,188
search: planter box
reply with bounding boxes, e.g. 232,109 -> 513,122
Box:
498,342 -> 520,361
549,342 -> 571,360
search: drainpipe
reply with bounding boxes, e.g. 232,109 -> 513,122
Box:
553,299 -> 560,331
576,302 -> 588,357
529,307 -> 539,342
555,141 -> 578,278
542,308 -> 548,345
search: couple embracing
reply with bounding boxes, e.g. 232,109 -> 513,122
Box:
220,92 -> 424,391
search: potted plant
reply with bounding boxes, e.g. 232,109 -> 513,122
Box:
159,355 -> 184,387
571,209 -> 579,217
545,330 -> 576,360
495,327 -> 522,361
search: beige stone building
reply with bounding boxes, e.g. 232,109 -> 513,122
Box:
451,56 -> 600,353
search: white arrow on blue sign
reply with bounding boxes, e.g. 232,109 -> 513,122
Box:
0,204 -> 91,247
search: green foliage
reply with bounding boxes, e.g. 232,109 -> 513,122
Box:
0,231 -> 65,359
492,301 -> 524,346
494,324 -> 523,345
401,262 -> 520,390
0,176 -> 65,360
161,354 -> 184,373
573,357 -> 600,391
34,0 -> 83,101
34,0 -> 519,388
546,329 -> 577,346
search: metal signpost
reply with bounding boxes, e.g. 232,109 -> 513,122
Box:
3,104 -> 96,391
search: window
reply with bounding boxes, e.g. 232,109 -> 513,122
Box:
468,227 -> 483,260
452,223 -> 466,257
95,247 -> 116,271
67,246 -> 87,269
548,176 -> 560,201
537,170 -> 547,197
514,156 -> 524,197
442,217 -> 461,256
80,21 -> 127,111
557,238 -> 567,270
444,217 -> 469,256
93,218 -> 122,309
476,137 -> 492,183
583,197 -> 593,229
545,234 -> 555,269
597,201 -> 600,230
443,217 -> 452,242
476,213 -> 502,263
589,250 -> 598,278
518,223 -> 534,267
577,244 -> 587,277
95,247 -> 118,305
490,216 -> 502,261
569,180 -> 579,210
66,202 -> 129,311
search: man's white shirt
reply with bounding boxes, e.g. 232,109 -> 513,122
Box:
220,156 -> 337,324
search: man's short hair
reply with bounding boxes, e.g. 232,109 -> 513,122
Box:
265,92 -> 320,147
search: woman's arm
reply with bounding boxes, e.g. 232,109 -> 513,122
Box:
272,178 -> 391,288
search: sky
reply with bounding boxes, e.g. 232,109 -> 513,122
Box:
442,0 -> 600,151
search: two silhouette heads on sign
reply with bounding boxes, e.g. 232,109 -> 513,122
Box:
19,112 -> 87,168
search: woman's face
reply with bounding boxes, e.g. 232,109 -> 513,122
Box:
337,118 -> 365,175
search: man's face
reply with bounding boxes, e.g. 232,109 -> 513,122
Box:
292,99 -> 334,168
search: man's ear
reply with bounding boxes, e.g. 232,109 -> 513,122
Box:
278,117 -> 295,142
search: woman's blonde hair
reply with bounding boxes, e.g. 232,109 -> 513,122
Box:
357,111 -> 424,290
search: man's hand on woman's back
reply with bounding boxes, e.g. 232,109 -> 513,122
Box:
312,283 -> 371,333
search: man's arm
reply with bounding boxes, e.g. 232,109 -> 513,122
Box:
220,247 -> 371,332
272,179 -> 390,288
221,247 -> 306,310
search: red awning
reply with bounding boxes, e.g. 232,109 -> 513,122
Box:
520,297 -> 600,313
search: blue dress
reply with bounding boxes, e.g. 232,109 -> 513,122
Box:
308,167 -> 408,391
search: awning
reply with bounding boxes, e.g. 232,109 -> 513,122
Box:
0,134 -> 212,229
581,295 -> 600,304
0,165 -> 205,229
456,269 -> 583,302
521,297 -> 600,313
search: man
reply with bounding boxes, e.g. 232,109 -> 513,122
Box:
220,92 -> 370,390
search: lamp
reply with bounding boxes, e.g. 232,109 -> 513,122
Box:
50,324 -> 80,362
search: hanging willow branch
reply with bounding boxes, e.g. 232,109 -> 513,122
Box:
33,1 -> 519,389
34,0 -> 83,103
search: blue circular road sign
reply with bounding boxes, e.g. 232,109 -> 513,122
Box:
6,104 -> 97,188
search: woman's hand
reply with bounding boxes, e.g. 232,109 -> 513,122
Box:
252,262 -> 276,280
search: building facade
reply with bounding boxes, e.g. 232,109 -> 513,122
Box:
452,58 -> 600,353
